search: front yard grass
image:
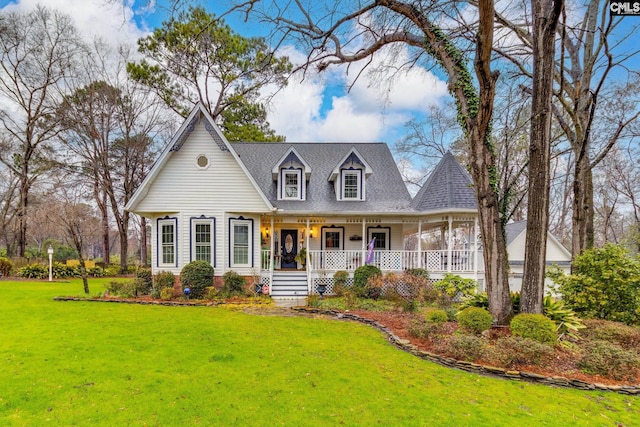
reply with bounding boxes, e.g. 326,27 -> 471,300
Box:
0,279 -> 638,426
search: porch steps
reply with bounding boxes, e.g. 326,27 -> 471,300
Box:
270,271 -> 309,298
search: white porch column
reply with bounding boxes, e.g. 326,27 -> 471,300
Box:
447,215 -> 453,273
362,218 -> 367,250
269,215 -> 275,293
306,217 -> 311,294
417,220 -> 423,269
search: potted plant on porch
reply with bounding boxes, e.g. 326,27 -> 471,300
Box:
295,248 -> 309,269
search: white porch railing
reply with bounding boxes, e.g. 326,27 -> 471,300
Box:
261,249 -> 476,273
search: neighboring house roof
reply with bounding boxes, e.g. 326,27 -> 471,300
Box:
411,151 -> 477,212
505,221 -> 528,246
231,142 -> 414,214
505,220 -> 572,265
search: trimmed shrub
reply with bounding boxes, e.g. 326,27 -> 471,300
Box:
204,286 -> 219,300
134,268 -> 153,295
221,270 -> 246,296
580,319 -> 640,351
160,287 -> 174,301
547,244 -> 640,325
87,267 -> 105,277
425,309 -> 448,323
510,313 -> 557,345
106,280 -> 136,298
0,257 -> 14,277
483,337 -> 555,367
333,270 -> 349,296
408,318 -> 445,339
457,307 -> 493,335
180,260 -> 214,299
153,271 -> 175,291
352,264 -> 382,297
579,340 -> 640,381
439,334 -> 486,362
459,292 -> 522,315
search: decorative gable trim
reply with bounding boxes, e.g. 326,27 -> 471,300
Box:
271,147 -> 312,180
328,147 -> 372,181
204,120 -> 230,152
125,102 -> 274,213
169,114 -> 199,152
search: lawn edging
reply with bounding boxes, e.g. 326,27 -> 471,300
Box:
294,307 -> 640,396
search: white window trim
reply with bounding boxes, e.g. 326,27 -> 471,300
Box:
322,227 -> 344,250
191,218 -> 215,264
158,218 -> 177,267
367,228 -> 390,250
230,218 -> 252,268
341,169 -> 363,200
279,168 -> 304,201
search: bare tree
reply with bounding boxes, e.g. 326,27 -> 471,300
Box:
244,0 -> 512,323
0,6 -> 84,257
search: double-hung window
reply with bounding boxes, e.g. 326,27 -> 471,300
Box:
342,171 -> 361,200
231,219 -> 252,267
192,218 -> 214,264
158,219 -> 177,266
283,171 -> 300,199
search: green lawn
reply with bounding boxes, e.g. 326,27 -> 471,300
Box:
0,279 -> 637,426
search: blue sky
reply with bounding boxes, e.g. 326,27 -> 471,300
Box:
0,0 -> 449,185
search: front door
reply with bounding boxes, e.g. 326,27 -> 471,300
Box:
280,229 -> 298,269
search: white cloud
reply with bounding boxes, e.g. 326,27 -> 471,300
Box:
1,0 -> 146,46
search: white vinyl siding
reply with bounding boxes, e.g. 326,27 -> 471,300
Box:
231,219 -> 252,267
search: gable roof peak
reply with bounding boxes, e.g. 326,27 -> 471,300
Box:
411,151 -> 477,212
328,146 -> 373,181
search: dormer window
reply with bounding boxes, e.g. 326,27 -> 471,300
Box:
342,170 -> 361,199
283,170 -> 301,199
329,148 -> 372,202
273,148 -> 311,201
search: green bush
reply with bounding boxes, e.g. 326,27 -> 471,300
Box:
408,318 -> 445,339
579,340 -> 640,381
134,268 -> 153,295
425,309 -> 448,323
18,263 -> 48,279
180,260 -> 214,299
204,286 -> 219,300
456,307 -> 493,335
440,334 -> 486,362
459,292 -> 522,315
483,337 -> 555,367
87,267 -> 105,277
153,271 -> 175,291
52,262 -> 79,279
105,280 -> 136,298
0,257 -> 14,277
352,264 -> 382,297
580,319 -> 640,351
160,287 -> 174,301
547,244 -> 640,325
221,270 -> 246,296
510,313 -> 557,345
333,270 -> 349,296
433,273 -> 477,299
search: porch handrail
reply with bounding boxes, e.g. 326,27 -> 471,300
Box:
306,249 -> 475,273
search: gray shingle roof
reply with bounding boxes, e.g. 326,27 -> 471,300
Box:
505,221 -> 528,246
230,142 -> 414,213
411,151 -> 477,211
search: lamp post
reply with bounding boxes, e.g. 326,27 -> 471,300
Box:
48,245 -> 54,282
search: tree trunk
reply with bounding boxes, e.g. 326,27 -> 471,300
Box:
118,211 -> 130,274
521,0 -> 563,314
572,154 -> 595,258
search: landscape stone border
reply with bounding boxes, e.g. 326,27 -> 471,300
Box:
294,307 -> 640,396
53,297 -> 639,395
